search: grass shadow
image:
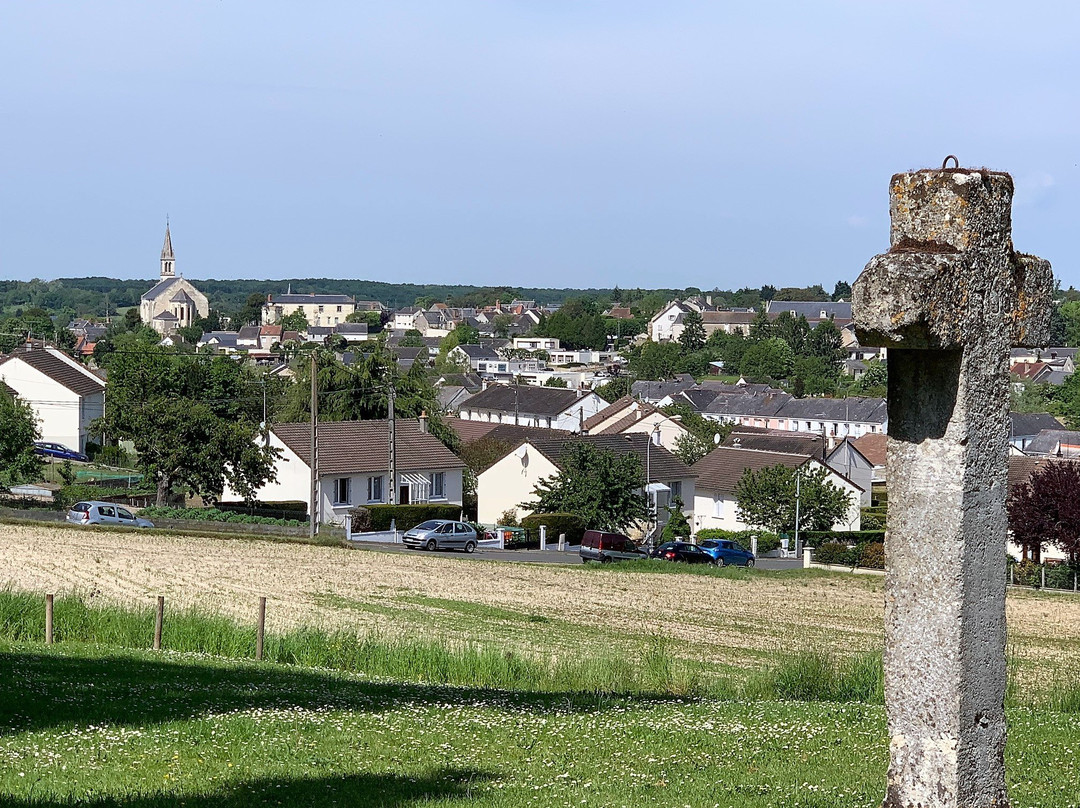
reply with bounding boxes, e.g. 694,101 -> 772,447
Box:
0,645 -> 679,739
6,769 -> 493,807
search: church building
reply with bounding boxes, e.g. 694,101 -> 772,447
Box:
140,224 -> 209,335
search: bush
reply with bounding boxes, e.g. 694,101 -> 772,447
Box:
95,445 -> 134,468
217,500 -> 308,521
857,541 -> 885,570
348,506 -> 372,533
802,530 -> 885,548
366,504 -> 462,532
520,512 -> 585,546
860,507 -> 887,531
138,506 -> 305,527
813,541 -> 854,566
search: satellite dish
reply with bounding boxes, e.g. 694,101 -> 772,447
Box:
714,433 -> 721,445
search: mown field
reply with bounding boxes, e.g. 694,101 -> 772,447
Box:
2,522 -> 1080,806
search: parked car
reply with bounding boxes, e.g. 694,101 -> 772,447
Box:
580,530 -> 647,563
650,541 -> 714,564
403,520 -> 478,553
698,538 -> 756,567
34,441 -> 89,462
66,501 -> 154,528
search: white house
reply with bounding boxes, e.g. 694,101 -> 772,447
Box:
476,433 -> 696,533
457,384 -> 606,431
690,447 -> 862,535
648,301 -> 689,342
263,293 -> 359,328
512,336 -> 561,352
222,418 -> 465,526
581,395 -> 688,451
0,346 -> 105,452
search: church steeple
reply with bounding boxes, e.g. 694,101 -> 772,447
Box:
160,220 -> 175,280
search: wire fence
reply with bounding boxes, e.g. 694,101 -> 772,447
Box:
1008,561 -> 1080,593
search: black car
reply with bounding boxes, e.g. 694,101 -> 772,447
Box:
651,541 -> 714,564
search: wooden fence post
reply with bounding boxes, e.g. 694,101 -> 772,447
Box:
153,596 -> 164,651
256,596 -> 266,661
45,593 -> 54,645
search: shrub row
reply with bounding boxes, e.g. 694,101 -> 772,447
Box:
813,540 -> 885,569
216,500 -> 309,521
693,528 -> 781,555
139,506 -> 305,527
802,530 -> 885,548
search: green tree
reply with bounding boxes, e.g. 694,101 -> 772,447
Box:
856,360 -> 888,396
594,376 -> 632,403
679,310 -> 706,352
523,443 -> 649,532
672,432 -> 711,466
808,319 -> 845,374
493,314 -> 514,339
96,343 -> 278,505
772,312 -> 810,356
399,329 -> 426,348
124,308 -> 142,330
735,464 -> 852,535
1060,301 -> 1080,347
629,341 -> 682,380
0,391 -> 42,490
740,338 -> 794,381
791,356 -> 838,396
235,294 -> 266,327
660,496 -> 691,540
832,281 -> 852,301
1010,381 -> 1056,414
280,311 -> 309,332
543,377 -> 568,388
748,310 -> 772,341
346,310 -> 384,329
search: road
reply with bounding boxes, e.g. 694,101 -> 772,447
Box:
348,541 -> 804,569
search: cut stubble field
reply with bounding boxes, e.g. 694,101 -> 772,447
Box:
4,522 -> 1080,807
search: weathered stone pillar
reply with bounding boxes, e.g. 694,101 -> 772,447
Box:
853,162 -> 1053,808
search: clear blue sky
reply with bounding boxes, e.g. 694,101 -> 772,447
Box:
2,2 -> 1077,290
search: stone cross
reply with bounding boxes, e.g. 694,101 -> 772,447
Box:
852,160 -> 1053,808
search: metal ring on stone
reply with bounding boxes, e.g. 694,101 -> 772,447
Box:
942,155 -> 959,170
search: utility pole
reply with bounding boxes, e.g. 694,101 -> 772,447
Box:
261,375 -> 268,447
793,467 -> 802,557
309,353 -> 318,537
388,384 -> 397,505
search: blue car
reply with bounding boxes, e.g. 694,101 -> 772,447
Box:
698,538 -> 756,567
33,441 -> 89,462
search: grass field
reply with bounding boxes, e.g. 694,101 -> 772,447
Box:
2,522 -> 1080,805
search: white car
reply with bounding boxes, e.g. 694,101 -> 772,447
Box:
402,520 -> 478,552
66,501 -> 154,528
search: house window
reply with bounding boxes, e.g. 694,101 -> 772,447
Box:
318,305 -> 324,313
713,497 -> 724,517
337,305 -> 342,312
367,475 -> 384,503
430,472 -> 445,499
333,477 -> 351,506
669,481 -> 682,503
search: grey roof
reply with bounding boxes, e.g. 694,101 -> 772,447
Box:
631,379 -> 697,403
774,396 -> 887,424
767,300 -> 852,319
463,384 -> 592,417
336,323 -> 369,335
237,325 -> 261,340
454,344 -> 500,360
702,390 -> 793,418
1010,412 -> 1063,438
269,293 -> 355,305
161,224 -> 174,259
152,310 -> 179,321
526,433 -> 695,484
1024,429 -> 1080,456
142,278 -> 180,301
438,385 -> 472,412
724,430 -> 826,458
199,331 -> 239,348
170,290 -> 194,304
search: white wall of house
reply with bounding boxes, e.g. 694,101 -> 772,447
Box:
477,443 -> 561,525
263,300 -> 358,327
513,337 -> 561,351
221,432 -> 463,525
692,462 -> 862,535
649,303 -> 685,342
0,358 -> 104,452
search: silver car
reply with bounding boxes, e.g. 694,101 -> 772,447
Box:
402,520 -> 478,553
66,501 -> 155,529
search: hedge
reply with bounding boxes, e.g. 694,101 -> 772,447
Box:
217,500 -> 309,521
138,506 -> 305,527
520,513 -> 585,546
55,484 -> 158,509
802,530 -> 885,548
813,540 -> 885,569
365,504 -> 463,532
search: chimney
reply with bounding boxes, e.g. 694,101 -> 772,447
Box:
419,411 -> 428,433
706,294 -> 713,306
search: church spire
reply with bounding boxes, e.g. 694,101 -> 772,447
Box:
160,220 -> 175,280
